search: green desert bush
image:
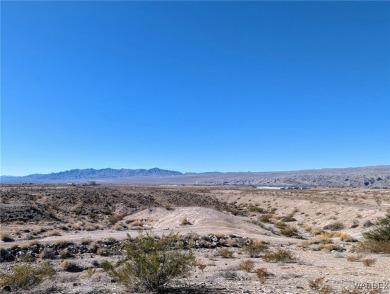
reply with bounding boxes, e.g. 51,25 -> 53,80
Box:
102,232 -> 196,292
363,211 -> 390,242
263,249 -> 296,263
0,262 -> 55,290
239,260 -> 255,272
359,211 -> 390,253
244,240 -> 268,258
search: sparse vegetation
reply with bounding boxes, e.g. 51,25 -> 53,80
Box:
217,248 -> 234,258
362,258 -> 376,267
244,240 -> 268,258
60,260 -> 84,272
323,221 -> 345,231
0,262 -> 55,290
239,259 -> 255,272
255,267 -> 269,283
181,218 -> 192,226
108,214 -> 123,225
263,249 -> 295,263
280,225 -> 299,237
359,211 -> 390,253
102,232 -> 196,292
0,232 -> 14,242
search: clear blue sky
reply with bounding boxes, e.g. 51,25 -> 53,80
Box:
1,1 -> 390,176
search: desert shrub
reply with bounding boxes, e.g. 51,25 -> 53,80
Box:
97,247 -> 109,256
85,223 -> 99,231
280,213 -> 296,222
0,262 -> 55,290
102,232 -> 196,292
263,249 -> 295,263
108,214 -> 123,225
0,232 -> 14,242
280,226 -> 299,237
359,211 -> 390,253
217,248 -> 234,258
323,221 -> 345,231
180,218 -> 192,226
38,248 -> 57,260
309,277 -> 332,293
244,240 -> 268,258
248,205 -> 266,214
47,229 -> 62,237
362,258 -> 376,267
339,233 -> 356,242
197,263 -> 206,272
60,260 -> 84,272
354,240 -> 390,254
275,221 -> 287,229
311,227 -> 325,235
239,260 -> 255,272
320,244 -> 345,252
255,267 -> 269,283
363,211 -> 390,242
363,220 -> 374,228
259,214 -> 274,223
346,254 -> 363,262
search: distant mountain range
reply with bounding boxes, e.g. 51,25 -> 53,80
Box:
1,166 -> 389,188
0,168 -> 182,183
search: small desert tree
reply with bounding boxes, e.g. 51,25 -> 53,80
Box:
360,210 -> 390,253
102,232 -> 196,292
363,210 -> 390,242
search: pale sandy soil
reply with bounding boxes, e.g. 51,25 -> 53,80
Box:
1,186 -> 390,293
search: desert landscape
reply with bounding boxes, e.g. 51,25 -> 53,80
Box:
1,184 -> 389,293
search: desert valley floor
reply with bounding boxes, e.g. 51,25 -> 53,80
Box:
0,185 -> 389,293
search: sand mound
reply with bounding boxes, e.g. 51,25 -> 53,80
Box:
125,207 -> 269,236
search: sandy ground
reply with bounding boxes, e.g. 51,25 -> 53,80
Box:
1,186 -> 390,293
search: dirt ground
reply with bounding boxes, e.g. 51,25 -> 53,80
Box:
1,185 -> 389,293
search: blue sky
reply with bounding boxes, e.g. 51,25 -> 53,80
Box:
1,1 -> 389,176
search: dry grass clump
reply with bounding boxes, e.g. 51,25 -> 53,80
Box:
0,231 -> 14,242
311,227 -> 325,235
130,220 -> 144,227
244,240 -> 268,258
339,233 -> 356,242
197,263 -> 207,272
0,262 -> 55,290
248,205 -> 266,214
309,277 -> 332,293
255,267 -> 269,283
47,229 -> 62,237
259,214 -> 275,223
217,248 -> 234,258
108,214 -> 123,225
84,223 -> 99,231
312,234 -> 333,244
280,213 -> 296,222
346,254 -> 363,262
60,260 -> 84,272
362,258 -> 376,267
181,218 -> 192,226
280,225 -> 299,237
323,221 -> 345,231
239,260 -> 255,272
320,243 -> 345,252
355,240 -> 390,254
263,249 -> 295,263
